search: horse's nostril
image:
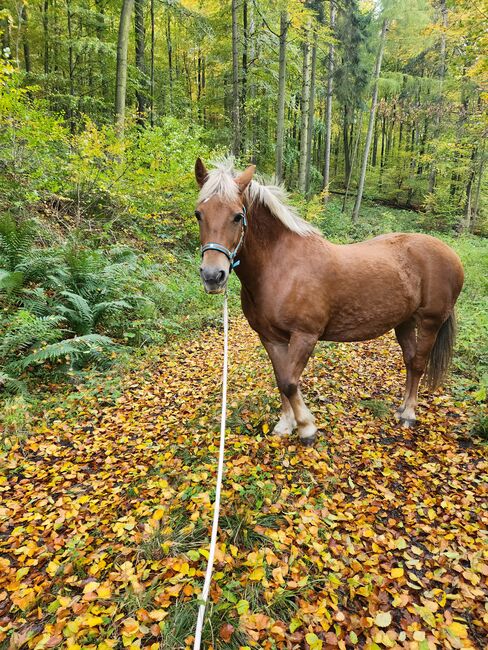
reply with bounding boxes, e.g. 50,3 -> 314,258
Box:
216,270 -> 225,283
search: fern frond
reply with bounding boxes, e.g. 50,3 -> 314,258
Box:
17,334 -> 115,369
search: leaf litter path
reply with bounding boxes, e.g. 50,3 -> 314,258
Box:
1,316 -> 487,650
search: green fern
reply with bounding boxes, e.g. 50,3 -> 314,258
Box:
0,215 -> 36,271
17,334 -> 116,370
58,291 -> 131,335
0,312 -> 65,361
0,371 -> 27,396
0,269 -> 24,293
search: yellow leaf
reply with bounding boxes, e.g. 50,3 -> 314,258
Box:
390,567 -> 404,578
249,566 -> 265,581
305,632 -> 323,650
97,585 -> 112,599
83,581 -> 100,594
374,611 -> 392,628
152,508 -> 165,521
262,423 -> 269,433
447,622 -> 468,639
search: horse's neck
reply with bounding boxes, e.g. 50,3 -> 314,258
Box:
234,202 -> 287,287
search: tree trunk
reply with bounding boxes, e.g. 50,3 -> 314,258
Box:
231,0 -> 240,156
66,0 -> 75,133
352,18 -> 388,222
115,0 -> 135,137
241,0 -> 248,152
470,144 -> 485,232
342,110 -> 364,212
298,20 -> 312,192
150,0 -> 155,126
20,6 -> 31,72
42,0 -> 49,74
305,28 -> 318,195
428,0 -> 447,194
135,0 -> 147,124
343,105 -> 351,185
275,11 -> 288,183
323,0 -> 335,199
166,9 -> 173,114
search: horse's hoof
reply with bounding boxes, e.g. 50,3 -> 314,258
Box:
399,417 -> 416,429
300,433 -> 317,447
272,427 -> 291,438
394,409 -> 404,421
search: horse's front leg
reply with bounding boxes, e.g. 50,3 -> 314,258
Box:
261,333 -> 318,445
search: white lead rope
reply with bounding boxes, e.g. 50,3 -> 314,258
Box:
193,293 -> 229,650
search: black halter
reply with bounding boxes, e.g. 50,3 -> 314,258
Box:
200,206 -> 247,273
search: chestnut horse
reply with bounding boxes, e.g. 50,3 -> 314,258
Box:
194,159 -> 464,446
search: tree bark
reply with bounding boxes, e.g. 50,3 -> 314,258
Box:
150,0 -> 155,126
41,0 -> 49,74
135,0 -> 147,124
115,0 -> 135,137
305,28 -> 318,195
166,8 -> 173,114
342,110 -> 363,212
428,0 -> 447,194
231,0 -> 240,156
18,5 -> 31,72
323,0 -> 335,199
275,11 -> 288,183
66,0 -> 75,133
241,0 -> 248,152
298,20 -> 312,192
352,18 -> 388,222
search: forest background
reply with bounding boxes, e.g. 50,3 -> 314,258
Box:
0,0 -> 486,436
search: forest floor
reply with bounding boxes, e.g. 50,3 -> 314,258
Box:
2,315 -> 487,650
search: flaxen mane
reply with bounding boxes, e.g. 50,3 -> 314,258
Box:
198,159 -> 319,237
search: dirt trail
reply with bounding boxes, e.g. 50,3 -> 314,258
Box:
2,317 -> 486,649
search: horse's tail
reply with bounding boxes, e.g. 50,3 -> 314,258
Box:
425,311 -> 457,390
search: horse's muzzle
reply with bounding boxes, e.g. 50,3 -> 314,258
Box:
200,266 -> 228,294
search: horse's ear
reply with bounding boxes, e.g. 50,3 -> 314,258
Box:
234,164 -> 256,193
195,158 -> 208,188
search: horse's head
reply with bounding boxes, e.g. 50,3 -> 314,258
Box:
194,158 -> 255,294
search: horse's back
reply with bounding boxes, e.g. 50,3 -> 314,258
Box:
321,233 -> 464,342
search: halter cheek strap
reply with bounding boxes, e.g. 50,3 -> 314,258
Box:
200,207 -> 247,273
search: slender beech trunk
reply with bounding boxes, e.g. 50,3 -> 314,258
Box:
471,143 -> 485,231
166,9 -> 173,114
275,11 -> 288,183
428,0 -> 447,194
298,20 -> 312,192
150,0 -> 155,126
248,4 -> 256,160
323,0 -> 335,198
42,0 -> 49,73
342,110 -> 364,212
352,18 -> 388,222
343,105 -> 351,184
115,0 -> 135,137
241,0 -> 248,152
66,0 -> 75,133
231,0 -> 240,156
20,6 -> 31,72
305,28 -> 318,195
135,0 -> 147,124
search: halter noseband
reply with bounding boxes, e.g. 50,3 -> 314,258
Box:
200,206 -> 247,272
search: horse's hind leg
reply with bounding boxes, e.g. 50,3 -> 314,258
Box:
394,319 -> 417,420
398,317 -> 441,427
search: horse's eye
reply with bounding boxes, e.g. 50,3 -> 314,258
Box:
194,211 -> 202,221
233,213 -> 243,223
